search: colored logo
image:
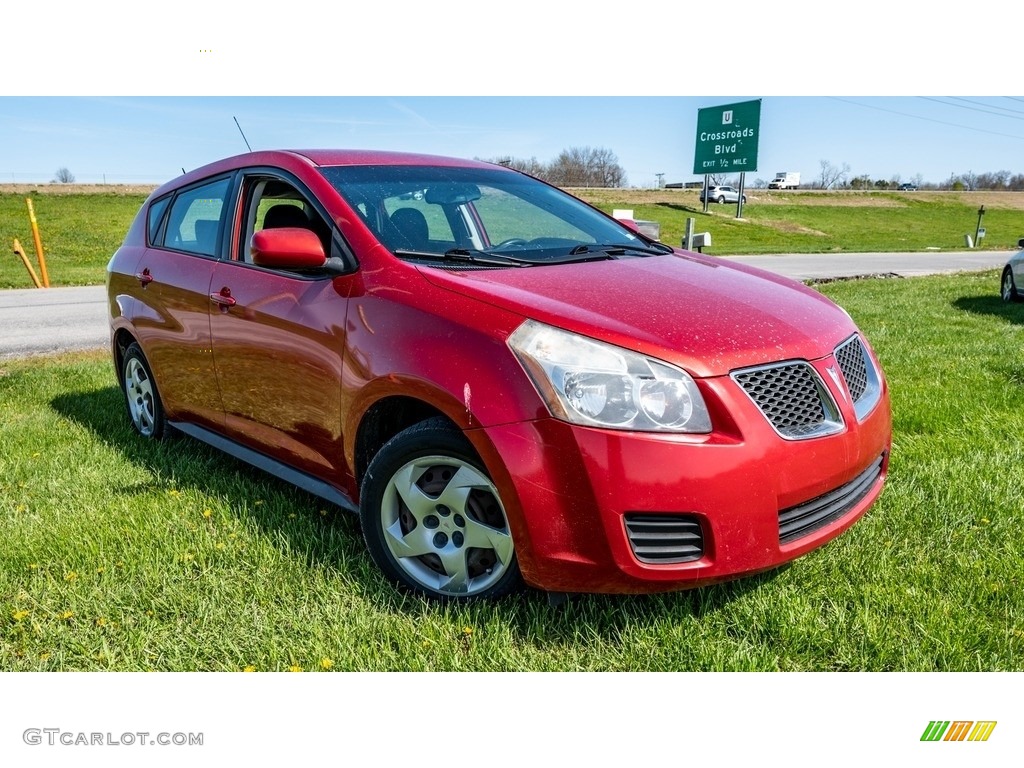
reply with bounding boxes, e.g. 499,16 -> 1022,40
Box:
921,721 -> 997,742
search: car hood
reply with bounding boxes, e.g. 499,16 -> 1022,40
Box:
418,252 -> 859,378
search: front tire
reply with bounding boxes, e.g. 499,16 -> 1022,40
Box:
1001,267 -> 1020,303
121,342 -> 167,439
359,418 -> 521,601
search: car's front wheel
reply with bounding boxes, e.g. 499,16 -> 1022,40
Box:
1001,266 -> 1020,303
359,418 -> 521,601
121,342 -> 167,439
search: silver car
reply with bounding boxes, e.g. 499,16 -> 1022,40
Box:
700,185 -> 747,204
1001,238 -> 1024,302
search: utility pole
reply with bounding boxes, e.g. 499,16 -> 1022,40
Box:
655,172 -> 665,189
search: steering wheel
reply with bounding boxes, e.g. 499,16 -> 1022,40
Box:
492,238 -> 529,250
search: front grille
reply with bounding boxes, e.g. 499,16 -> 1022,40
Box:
624,514 -> 704,564
732,362 -> 842,439
778,453 -> 885,544
835,336 -> 868,402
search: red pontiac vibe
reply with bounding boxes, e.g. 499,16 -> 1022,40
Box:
107,150 -> 892,601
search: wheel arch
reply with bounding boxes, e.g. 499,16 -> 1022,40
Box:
352,394 -> 465,493
112,327 -> 138,383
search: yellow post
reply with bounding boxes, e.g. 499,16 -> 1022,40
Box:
13,238 -> 43,288
26,198 -> 50,287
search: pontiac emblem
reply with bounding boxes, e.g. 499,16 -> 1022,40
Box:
826,365 -> 847,401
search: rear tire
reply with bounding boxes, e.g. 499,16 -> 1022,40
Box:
716,195 -> 725,204
121,342 -> 167,439
359,418 -> 521,601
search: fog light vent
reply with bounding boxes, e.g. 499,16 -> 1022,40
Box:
624,514 -> 704,564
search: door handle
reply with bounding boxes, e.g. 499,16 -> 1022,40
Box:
135,269 -> 154,287
210,288 -> 236,308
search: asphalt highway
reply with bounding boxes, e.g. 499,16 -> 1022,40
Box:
0,250 -> 1010,360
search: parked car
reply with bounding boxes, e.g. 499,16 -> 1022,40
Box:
898,183 -> 918,191
701,185 -> 747,204
1001,238 -> 1024,302
108,149 -> 891,601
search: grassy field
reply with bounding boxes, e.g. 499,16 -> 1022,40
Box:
578,188 -> 1024,254
2,269 -> 1021,671
1,190 -> 147,289
2,187 -> 1023,288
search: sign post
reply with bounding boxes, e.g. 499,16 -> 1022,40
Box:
693,100 -> 761,218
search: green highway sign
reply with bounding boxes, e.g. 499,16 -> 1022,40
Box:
693,100 -> 761,174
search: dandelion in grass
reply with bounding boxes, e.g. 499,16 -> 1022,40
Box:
60,611 -> 74,621
243,665 -> 257,672
64,571 -> 78,582
320,658 -> 334,670
288,665 -> 303,672
12,610 -> 29,621
202,509 -> 213,519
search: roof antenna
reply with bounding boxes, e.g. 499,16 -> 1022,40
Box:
233,116 -> 253,152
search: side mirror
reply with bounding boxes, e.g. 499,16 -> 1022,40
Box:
251,228 -> 326,269
1018,237 -> 1024,248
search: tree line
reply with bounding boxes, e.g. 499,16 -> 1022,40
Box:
481,147 -> 627,188
729,161 -> 1024,191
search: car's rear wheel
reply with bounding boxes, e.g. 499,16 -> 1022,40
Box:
1001,267 -> 1020,303
717,195 -> 725,204
121,342 -> 167,439
359,418 -> 521,601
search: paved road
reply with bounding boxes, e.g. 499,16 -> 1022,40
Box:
0,250 -> 1010,360
720,250 -> 1009,281
0,285 -> 109,360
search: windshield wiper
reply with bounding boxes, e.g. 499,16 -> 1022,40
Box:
576,242 -> 674,257
393,248 -> 531,268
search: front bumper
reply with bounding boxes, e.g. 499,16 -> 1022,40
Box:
470,367 -> 892,594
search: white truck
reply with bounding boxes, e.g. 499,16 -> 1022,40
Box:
768,171 -> 800,190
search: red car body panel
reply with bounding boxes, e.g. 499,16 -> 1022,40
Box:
108,149 -> 892,595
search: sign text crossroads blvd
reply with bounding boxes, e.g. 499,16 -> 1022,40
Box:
693,100 -> 761,174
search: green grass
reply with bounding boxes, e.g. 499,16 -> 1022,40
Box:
578,189 -> 1024,254
2,270 -> 1022,671
0,192 -> 146,289
2,188 -> 1022,288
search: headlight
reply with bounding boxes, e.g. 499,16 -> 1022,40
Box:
508,320 -> 712,433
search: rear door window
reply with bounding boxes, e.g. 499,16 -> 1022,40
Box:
163,177 -> 231,257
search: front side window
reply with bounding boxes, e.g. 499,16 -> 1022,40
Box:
239,176 -> 333,266
163,177 -> 231,257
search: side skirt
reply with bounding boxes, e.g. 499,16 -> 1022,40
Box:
171,421 -> 358,514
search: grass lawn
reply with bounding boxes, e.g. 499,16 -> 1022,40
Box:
578,189 -> 1024,254
0,192 -> 147,289
1,269 -> 1021,671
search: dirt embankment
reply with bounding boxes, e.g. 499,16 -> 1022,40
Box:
571,188 -> 1024,210
0,184 -> 157,196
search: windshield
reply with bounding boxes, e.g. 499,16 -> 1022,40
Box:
319,164 -> 664,265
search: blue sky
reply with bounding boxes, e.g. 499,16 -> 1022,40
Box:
2,95 -> 1023,187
